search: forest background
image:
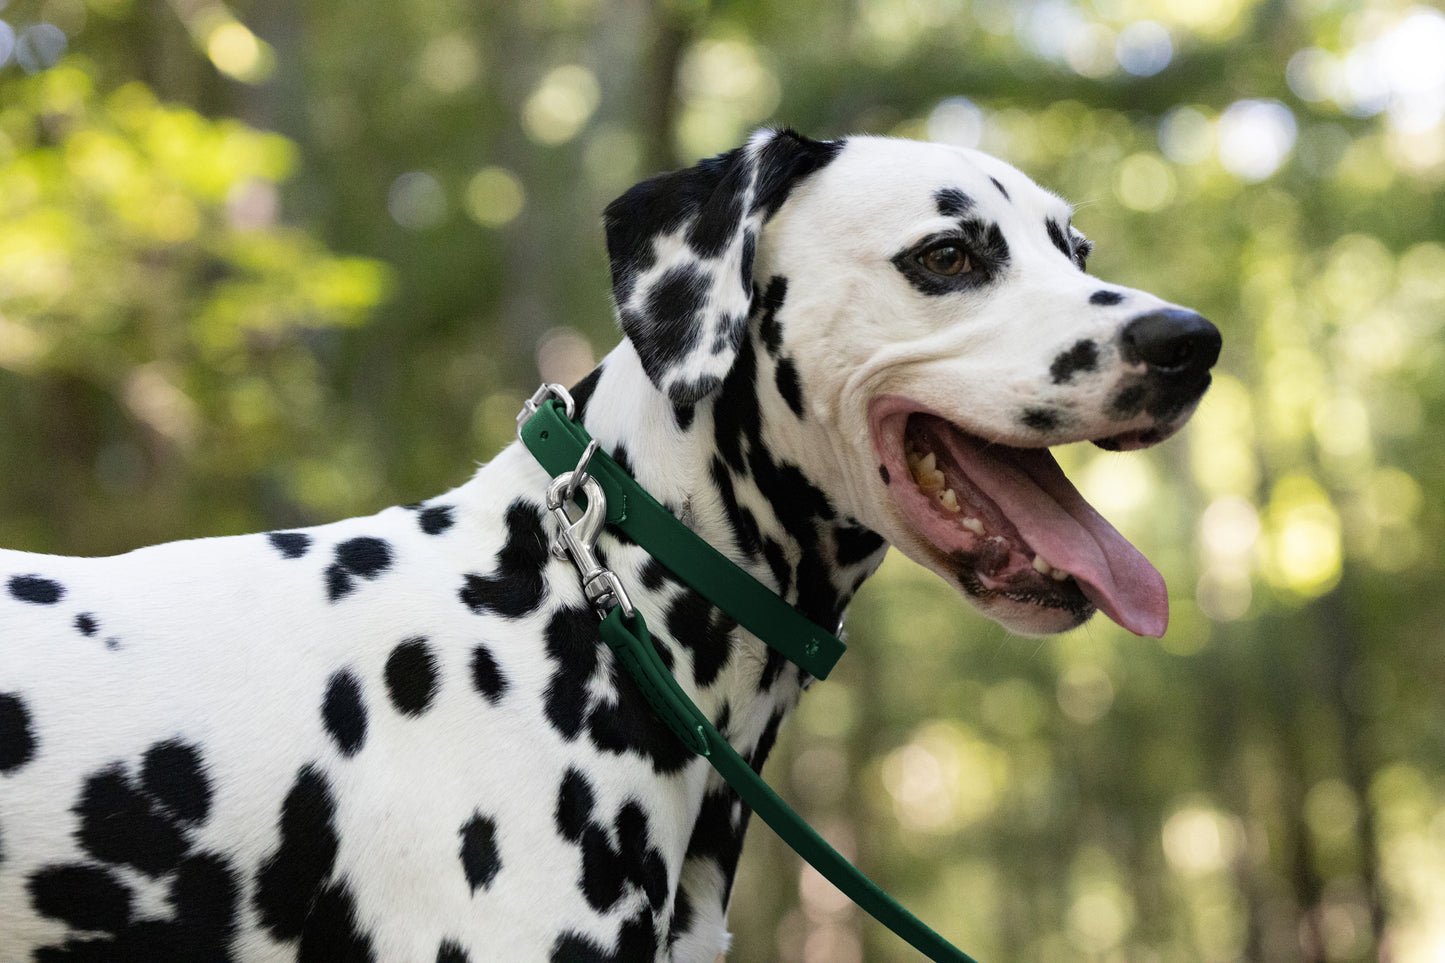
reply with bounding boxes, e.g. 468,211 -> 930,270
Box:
2,0 -> 1444,960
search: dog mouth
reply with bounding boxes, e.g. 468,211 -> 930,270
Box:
870,398 -> 1168,637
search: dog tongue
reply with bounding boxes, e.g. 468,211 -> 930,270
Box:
950,435 -> 1168,637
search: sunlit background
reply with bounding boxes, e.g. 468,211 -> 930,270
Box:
2,1 -> 1444,960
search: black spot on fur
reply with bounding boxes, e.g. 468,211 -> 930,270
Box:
0,693 -> 37,773
469,644 -> 508,705
683,788 -> 745,901
1051,339 -> 1100,384
762,538 -> 792,598
710,456 -> 762,559
1111,383 -> 1148,419
935,187 -> 974,217
775,357 -> 804,417
322,670 -> 368,756
297,882 -> 374,962
268,532 -> 312,559
1046,217 -> 1072,259
639,558 -> 672,592
550,910 -> 658,963
28,864 -> 133,932
75,612 -> 98,637
878,464 -> 890,484
543,606 -> 601,741
617,801 -> 669,911
749,130 -> 843,218
29,852 -> 240,960
664,590 -> 737,688
751,711 -> 786,773
460,499 -> 548,618
570,366 -> 602,423
385,638 -> 440,717
835,523 -> 885,567
586,654 -> 695,774
336,537 -> 391,577
667,886 -> 694,951
140,741 -> 211,824
542,608 -> 693,773
326,537 -> 393,602
420,505 -> 455,535
556,767 -> 596,843
74,765 -> 188,876
673,401 -> 696,431
437,941 -> 472,963
1090,289 -> 1124,306
669,374 -> 719,408
572,798 -> 668,916
756,276 -> 788,356
8,574 -> 63,604
990,176 -> 1010,200
165,853 -> 242,957
739,231 -> 756,294
634,265 -> 708,385
326,565 -> 354,602
610,444 -> 634,478
758,646 -> 790,692
685,159 -> 748,260
580,822 -> 626,912
459,812 -> 501,894
254,766 -> 340,940
1022,408 -> 1060,432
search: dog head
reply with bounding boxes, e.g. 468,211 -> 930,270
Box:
603,130 -> 1220,639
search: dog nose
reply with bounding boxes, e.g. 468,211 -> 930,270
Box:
1120,309 -> 1221,379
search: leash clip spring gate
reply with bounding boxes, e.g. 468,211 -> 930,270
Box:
545,439 -> 635,619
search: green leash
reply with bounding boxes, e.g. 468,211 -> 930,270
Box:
518,384 -> 979,963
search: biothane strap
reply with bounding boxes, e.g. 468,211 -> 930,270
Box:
520,398 -> 980,963
519,399 -> 846,680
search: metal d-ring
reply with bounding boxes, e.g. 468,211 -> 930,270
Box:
516,382 -> 576,439
564,439 -> 601,504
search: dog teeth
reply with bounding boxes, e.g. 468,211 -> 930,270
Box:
1031,554 -> 1073,581
937,488 -> 960,513
908,450 -> 946,493
962,515 -> 984,535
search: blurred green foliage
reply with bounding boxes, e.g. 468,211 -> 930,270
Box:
2,0 -> 1444,960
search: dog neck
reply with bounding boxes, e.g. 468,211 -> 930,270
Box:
564,336 -> 888,714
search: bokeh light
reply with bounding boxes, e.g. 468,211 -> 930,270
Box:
1217,99 -> 1296,181
387,171 -> 446,230
1115,20 -> 1173,77
0,21 -> 16,68
926,97 -> 984,149
15,22 -> 65,73
522,64 -> 600,146
464,166 -> 525,228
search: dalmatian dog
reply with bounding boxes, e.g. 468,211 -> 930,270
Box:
0,129 -> 1219,962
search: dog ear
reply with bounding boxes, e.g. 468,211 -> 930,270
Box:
603,128 -> 841,405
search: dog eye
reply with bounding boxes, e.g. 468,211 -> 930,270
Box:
919,244 -> 971,276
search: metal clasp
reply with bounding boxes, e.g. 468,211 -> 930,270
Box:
546,469 -> 635,619
516,382 -> 576,439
